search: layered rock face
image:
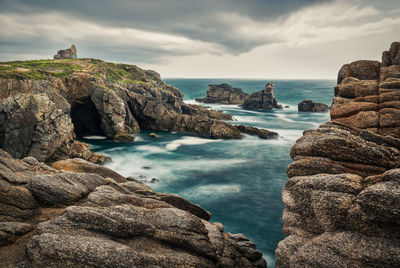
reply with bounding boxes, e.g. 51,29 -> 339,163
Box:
0,59 -> 244,163
276,42 -> 400,267
0,150 -> 266,267
196,83 -> 249,104
242,82 -> 282,110
298,99 -> 328,112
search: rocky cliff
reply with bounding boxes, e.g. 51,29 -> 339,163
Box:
276,42 -> 400,267
196,83 -> 249,104
0,150 -> 266,267
0,59 -> 246,164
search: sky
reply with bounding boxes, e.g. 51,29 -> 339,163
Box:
0,0 -> 399,79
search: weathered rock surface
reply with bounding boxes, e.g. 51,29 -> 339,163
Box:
196,83 -> 249,104
298,99 -> 329,112
0,150 -> 266,267
277,42 -> 400,268
0,59 -> 244,163
242,82 -> 282,110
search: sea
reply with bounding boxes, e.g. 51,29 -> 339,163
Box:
84,78 -> 335,267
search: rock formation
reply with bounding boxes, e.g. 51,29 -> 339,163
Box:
298,99 -> 329,112
196,83 -> 249,104
0,150 -> 266,267
0,59 -> 247,163
276,42 -> 400,267
242,82 -> 282,110
53,44 -> 77,59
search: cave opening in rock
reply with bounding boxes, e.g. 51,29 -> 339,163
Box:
70,98 -> 104,138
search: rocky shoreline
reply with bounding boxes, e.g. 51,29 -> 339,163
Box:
276,42 -> 400,267
0,59 -> 270,267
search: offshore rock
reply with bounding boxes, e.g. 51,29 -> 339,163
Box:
298,99 -> 329,112
0,149 -> 266,267
277,42 -> 400,268
242,82 -> 282,110
196,83 -> 249,104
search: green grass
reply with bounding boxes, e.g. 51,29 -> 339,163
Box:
0,58 -> 156,85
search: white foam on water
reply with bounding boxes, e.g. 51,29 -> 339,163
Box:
181,184 -> 241,200
82,135 -> 107,140
233,116 -> 265,124
134,136 -> 144,142
135,145 -> 170,154
165,136 -> 220,151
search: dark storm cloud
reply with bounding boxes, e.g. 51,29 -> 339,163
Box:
0,0 -> 332,53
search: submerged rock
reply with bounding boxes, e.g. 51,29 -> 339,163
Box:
149,132 -> 160,138
196,83 -> 249,104
242,82 -> 282,110
0,149 -> 266,267
235,124 -> 278,139
277,41 -> 400,268
297,99 -> 329,112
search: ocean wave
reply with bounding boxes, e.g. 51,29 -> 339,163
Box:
82,135 -> 107,140
165,136 -> 220,151
181,183 -> 241,199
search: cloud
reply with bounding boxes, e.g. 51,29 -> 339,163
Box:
0,0 -> 399,78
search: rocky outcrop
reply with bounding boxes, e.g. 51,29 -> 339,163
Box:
0,60 -> 244,163
276,42 -> 400,267
53,44 -> 77,59
235,125 -> 278,139
0,149 -> 266,267
196,83 -> 249,104
297,99 -> 329,112
242,82 -> 282,110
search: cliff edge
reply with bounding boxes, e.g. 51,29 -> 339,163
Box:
276,42 -> 400,267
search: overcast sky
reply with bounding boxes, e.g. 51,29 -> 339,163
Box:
0,0 -> 399,78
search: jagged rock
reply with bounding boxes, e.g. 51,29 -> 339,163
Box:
235,124 -> 278,139
196,83 -> 249,104
277,42 -> 400,268
298,99 -> 329,112
0,149 -> 265,267
382,41 -> 400,67
53,44 -> 77,59
242,82 -> 282,110
0,93 -> 74,162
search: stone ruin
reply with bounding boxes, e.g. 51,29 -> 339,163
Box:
54,44 -> 77,59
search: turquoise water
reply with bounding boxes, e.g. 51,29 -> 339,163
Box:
84,79 -> 335,267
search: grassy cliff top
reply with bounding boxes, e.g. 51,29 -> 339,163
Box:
0,58 -> 160,84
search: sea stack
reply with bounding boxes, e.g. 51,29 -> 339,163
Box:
276,41 -> 400,267
242,81 -> 282,110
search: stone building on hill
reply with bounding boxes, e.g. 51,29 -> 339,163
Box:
54,44 -> 77,59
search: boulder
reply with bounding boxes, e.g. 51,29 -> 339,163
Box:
337,60 -> 381,84
196,83 -> 249,104
298,99 -> 329,112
